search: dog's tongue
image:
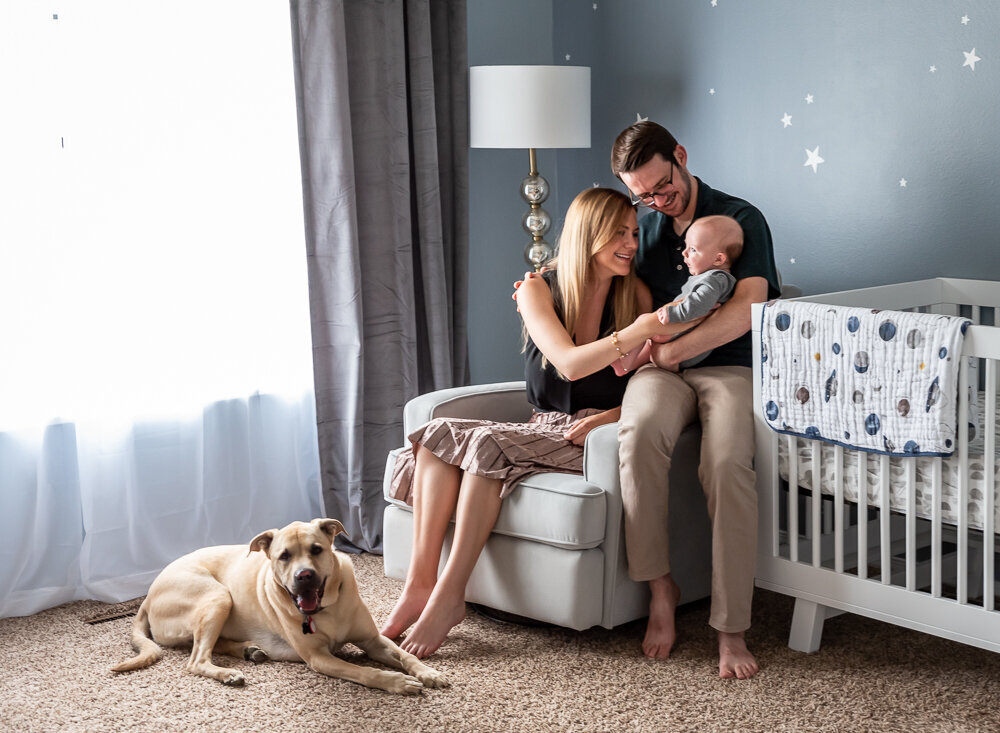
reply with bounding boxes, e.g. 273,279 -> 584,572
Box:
297,591 -> 320,614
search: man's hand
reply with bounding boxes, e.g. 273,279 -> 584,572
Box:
650,340 -> 681,371
511,267 -> 552,308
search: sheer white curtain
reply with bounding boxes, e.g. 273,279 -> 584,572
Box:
0,2 -> 323,617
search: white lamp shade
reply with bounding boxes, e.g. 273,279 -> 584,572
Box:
470,65 -> 590,149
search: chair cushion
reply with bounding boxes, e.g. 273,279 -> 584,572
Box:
383,449 -> 606,550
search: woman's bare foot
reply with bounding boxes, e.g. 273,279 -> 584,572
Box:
399,589 -> 467,659
642,574 -> 681,659
718,631 -> 759,679
380,584 -> 432,640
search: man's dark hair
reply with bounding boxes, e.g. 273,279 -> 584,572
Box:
610,121 -> 678,179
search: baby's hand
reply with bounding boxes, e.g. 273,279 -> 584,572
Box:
655,304 -> 670,325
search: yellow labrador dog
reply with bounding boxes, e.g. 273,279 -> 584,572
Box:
112,518 -> 448,695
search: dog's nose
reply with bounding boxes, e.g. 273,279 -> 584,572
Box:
295,568 -> 316,583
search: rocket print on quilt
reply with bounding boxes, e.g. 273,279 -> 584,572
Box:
760,301 -> 972,456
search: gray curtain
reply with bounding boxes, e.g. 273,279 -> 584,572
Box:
290,0 -> 469,552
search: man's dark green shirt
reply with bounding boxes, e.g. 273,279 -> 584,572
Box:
636,177 -> 781,368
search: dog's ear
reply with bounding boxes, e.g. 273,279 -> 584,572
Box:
248,529 -> 276,555
313,518 -> 349,541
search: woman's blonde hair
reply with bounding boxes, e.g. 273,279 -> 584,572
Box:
552,187 -> 641,340
522,187 -> 641,367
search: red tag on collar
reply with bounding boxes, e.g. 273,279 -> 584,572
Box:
301,616 -> 317,634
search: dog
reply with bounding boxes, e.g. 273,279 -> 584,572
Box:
112,518 -> 449,695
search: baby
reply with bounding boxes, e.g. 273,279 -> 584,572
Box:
613,215 -> 742,375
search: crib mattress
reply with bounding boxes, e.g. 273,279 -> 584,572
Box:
777,393 -> 1000,531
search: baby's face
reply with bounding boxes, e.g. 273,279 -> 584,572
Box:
682,228 -> 723,275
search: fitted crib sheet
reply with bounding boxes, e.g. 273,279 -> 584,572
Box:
778,393 -> 1000,532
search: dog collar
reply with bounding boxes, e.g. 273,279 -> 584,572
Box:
302,615 -> 317,635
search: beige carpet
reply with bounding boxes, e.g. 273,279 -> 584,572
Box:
1,552 -> 998,733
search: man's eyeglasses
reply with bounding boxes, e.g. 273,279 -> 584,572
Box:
628,159 -> 674,208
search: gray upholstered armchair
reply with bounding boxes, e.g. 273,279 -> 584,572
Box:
382,381 -> 712,631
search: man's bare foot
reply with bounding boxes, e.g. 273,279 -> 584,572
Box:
642,574 -> 681,659
380,584 -> 432,640
399,590 -> 466,659
718,630 -> 759,679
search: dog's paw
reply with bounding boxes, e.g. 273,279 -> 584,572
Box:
417,669 -> 450,689
383,672 -> 424,696
243,646 -> 269,664
222,671 -> 246,687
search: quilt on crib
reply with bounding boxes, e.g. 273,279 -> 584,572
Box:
761,301 -> 972,457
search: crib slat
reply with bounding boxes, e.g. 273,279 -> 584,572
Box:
905,459 -> 917,591
880,454 -> 891,585
984,358 -> 996,611
771,437 -> 780,558
834,445 -> 844,573
957,360 -> 970,605
812,442 -> 822,568
858,451 -> 868,580
932,458 -> 942,598
788,436 -> 798,563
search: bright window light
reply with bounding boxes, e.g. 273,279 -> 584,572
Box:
0,2 -> 314,429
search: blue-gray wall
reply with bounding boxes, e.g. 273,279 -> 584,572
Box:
469,0 -> 1000,384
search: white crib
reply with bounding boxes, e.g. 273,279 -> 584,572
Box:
751,278 -> 1000,654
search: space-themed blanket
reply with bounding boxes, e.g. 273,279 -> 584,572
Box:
760,301 -> 972,456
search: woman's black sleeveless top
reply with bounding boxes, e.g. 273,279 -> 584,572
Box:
524,270 -> 632,413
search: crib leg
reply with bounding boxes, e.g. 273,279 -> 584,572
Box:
788,598 -> 828,653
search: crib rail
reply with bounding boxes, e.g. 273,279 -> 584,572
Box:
752,280 -> 1000,654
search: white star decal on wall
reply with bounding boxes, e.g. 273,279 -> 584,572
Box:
709,88 -> 715,95
565,54 -> 572,61
711,0 -> 718,6
636,113 -> 648,122
790,258 -> 796,264
963,48 -> 981,70
593,2 -> 598,9
805,94 -> 814,104
929,65 -> 937,73
961,15 -> 970,25
899,178 -> 907,187
781,113 -> 792,128
804,146 -> 824,173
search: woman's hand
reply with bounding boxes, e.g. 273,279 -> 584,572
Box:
644,310 -> 707,339
611,339 -> 653,376
563,407 -> 621,446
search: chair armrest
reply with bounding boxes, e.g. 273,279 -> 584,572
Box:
582,422 -> 621,500
402,381 -> 533,438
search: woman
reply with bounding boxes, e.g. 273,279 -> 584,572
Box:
381,188 -> 692,658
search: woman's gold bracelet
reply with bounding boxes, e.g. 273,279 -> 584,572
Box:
611,331 -> 629,360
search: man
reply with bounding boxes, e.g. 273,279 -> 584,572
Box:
611,121 -> 780,679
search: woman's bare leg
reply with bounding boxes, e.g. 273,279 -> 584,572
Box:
401,472 -> 503,658
381,446 -> 462,639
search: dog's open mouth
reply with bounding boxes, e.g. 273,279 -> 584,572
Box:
287,584 -> 325,615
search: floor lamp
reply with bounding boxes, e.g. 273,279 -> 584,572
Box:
469,65 -> 591,270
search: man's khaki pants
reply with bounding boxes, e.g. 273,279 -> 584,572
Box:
617,364 -> 757,633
